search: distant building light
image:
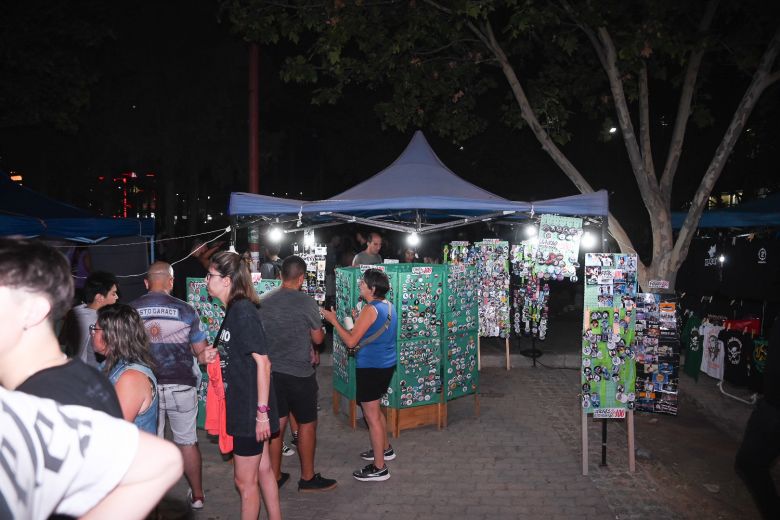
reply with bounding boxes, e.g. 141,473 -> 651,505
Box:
10,175 -> 22,182
609,127 -> 617,134
146,173 -> 156,177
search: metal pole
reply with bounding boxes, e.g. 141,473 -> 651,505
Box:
248,43 -> 260,194
600,419 -> 608,466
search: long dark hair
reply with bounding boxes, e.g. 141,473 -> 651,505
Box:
97,304 -> 155,373
210,251 -> 260,307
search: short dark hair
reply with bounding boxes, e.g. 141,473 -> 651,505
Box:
265,243 -> 281,257
367,232 -> 382,243
210,251 -> 259,307
0,237 -> 73,322
84,271 -> 118,304
363,268 -> 390,298
281,255 -> 307,281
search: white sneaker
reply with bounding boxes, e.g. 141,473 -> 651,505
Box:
187,489 -> 204,510
282,442 -> 296,457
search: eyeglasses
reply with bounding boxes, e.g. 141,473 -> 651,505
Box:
205,272 -> 225,281
88,324 -> 102,334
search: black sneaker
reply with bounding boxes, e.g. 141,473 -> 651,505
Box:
353,463 -> 390,482
360,445 -> 396,461
298,473 -> 338,492
277,472 -> 290,489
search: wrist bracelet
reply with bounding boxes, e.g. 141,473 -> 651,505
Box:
256,404 -> 271,413
256,417 -> 270,423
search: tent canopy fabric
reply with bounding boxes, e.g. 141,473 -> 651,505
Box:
671,192 -> 780,229
229,131 -> 608,231
0,173 -> 155,241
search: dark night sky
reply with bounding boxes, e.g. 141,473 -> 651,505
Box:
1,1 -> 778,254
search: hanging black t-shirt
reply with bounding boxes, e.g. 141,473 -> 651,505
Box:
720,330 -> 752,388
17,358 -> 123,418
217,297 -> 280,437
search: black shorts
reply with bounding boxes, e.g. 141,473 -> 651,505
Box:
356,367 -> 395,403
233,435 -> 265,457
272,372 -> 318,424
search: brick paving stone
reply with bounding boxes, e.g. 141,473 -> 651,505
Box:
153,363 -> 758,519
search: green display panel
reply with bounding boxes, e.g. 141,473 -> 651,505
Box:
581,254 -> 638,417
187,275 -> 280,428
333,263 -> 478,410
443,264 -> 479,400
332,268 -> 359,399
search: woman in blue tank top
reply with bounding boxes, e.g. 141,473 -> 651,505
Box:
93,304 -> 158,434
322,268 -> 397,482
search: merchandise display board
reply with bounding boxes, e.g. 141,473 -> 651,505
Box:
443,240 -> 510,338
581,253 -> 638,416
300,245 -> 327,304
443,264 -> 479,401
510,240 -> 550,340
187,275 -> 281,428
535,214 -> 582,281
332,263 -> 480,434
635,294 -> 680,415
474,240 -> 511,338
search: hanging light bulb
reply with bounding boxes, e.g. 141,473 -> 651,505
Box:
581,231 -> 596,250
268,227 -> 283,243
407,232 -> 420,247
524,224 -> 537,238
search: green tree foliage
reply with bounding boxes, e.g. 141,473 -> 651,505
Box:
0,0 -> 112,132
223,0 -> 780,288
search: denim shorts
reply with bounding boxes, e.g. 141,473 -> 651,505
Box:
157,384 -> 198,445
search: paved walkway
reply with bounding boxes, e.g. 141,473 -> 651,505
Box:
156,361 -> 766,519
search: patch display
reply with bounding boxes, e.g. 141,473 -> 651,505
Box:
581,253 -> 637,415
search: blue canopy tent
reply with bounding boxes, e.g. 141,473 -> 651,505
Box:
671,192 -> 780,229
0,172 -> 155,243
229,131 -> 609,235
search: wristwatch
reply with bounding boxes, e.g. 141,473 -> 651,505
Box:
257,404 -> 271,413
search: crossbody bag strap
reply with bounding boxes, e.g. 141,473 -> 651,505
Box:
350,301 -> 392,353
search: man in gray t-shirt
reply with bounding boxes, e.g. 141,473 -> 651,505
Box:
352,232 -> 383,266
259,255 -> 337,492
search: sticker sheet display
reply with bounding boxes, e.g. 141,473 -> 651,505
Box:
301,245 -> 327,304
581,254 -> 638,415
634,294 -> 680,415
510,241 -> 550,340
535,214 -> 582,281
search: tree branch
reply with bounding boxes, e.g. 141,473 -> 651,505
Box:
597,27 -> 660,208
638,62 -> 655,182
659,0 -> 719,204
672,24 -> 780,267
